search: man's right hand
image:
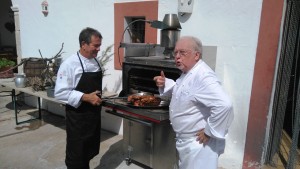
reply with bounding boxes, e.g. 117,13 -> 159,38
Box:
153,71 -> 166,88
81,91 -> 102,106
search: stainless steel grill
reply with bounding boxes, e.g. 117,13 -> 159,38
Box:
104,14 -> 182,167
103,57 -> 181,169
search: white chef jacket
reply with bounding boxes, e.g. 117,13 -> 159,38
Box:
54,52 -> 101,108
160,59 -> 234,151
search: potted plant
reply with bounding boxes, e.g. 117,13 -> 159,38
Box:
97,44 -> 114,77
0,58 -> 16,78
0,58 -> 15,68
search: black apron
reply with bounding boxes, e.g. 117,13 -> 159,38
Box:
65,53 -> 102,169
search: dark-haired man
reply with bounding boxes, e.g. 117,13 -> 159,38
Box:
55,27 -> 103,169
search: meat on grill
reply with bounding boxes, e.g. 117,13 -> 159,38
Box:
128,95 -> 161,106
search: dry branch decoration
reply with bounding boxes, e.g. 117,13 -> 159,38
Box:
1,43 -> 112,92
26,76 -> 44,91
26,43 -> 65,91
39,43 -> 64,88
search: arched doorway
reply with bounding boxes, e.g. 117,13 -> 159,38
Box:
0,0 -> 17,71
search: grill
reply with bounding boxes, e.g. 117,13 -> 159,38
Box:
123,58 -> 181,95
103,56 -> 181,169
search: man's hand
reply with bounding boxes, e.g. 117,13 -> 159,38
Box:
196,129 -> 210,145
81,90 -> 102,106
153,71 -> 166,88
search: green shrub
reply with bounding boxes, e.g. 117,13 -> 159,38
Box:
0,58 -> 16,68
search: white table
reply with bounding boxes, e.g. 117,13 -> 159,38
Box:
0,78 -> 65,124
0,78 -> 117,125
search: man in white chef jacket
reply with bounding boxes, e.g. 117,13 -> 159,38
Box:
55,27 -> 103,169
153,36 -> 234,169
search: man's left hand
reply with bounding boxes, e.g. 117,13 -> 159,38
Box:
196,129 -> 210,145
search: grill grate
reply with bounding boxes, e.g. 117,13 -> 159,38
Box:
123,62 -> 181,96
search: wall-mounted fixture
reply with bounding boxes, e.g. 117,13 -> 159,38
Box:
178,0 -> 194,16
41,0 -> 49,16
119,14 -> 181,59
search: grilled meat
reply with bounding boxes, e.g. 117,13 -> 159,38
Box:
128,95 -> 161,106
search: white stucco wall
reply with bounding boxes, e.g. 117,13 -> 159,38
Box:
11,0 -> 122,93
158,1 -> 263,168
11,0 -> 264,168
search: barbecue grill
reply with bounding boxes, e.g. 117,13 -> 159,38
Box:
102,13 -> 182,168
103,57 -> 181,169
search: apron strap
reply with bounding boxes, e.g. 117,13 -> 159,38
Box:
77,52 -> 85,73
77,52 -> 102,72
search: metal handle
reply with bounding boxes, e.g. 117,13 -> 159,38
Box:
105,109 -> 152,126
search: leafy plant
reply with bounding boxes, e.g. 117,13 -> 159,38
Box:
97,44 -> 114,77
0,58 -> 15,68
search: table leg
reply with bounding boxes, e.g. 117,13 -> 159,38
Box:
12,89 -> 18,125
38,97 -> 41,120
12,89 -> 42,125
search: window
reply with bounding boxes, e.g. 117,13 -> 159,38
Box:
114,1 -> 158,70
124,17 -> 146,43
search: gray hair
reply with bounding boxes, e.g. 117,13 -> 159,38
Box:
180,36 -> 203,56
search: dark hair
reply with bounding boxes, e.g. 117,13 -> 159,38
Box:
79,27 -> 102,47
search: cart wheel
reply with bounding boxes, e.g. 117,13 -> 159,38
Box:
125,158 -> 131,166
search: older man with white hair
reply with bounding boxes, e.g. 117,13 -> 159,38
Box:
153,36 -> 234,169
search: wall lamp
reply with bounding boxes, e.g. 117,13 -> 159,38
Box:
41,0 -> 49,16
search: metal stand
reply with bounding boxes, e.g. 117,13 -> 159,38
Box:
0,85 -> 13,101
12,89 -> 42,125
125,158 -> 152,169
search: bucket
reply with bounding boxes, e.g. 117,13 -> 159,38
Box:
46,87 -> 55,98
15,74 -> 26,88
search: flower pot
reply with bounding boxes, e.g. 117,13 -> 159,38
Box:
0,66 -> 14,78
46,87 -> 55,98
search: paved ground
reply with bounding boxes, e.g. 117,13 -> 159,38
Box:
0,86 -> 142,169
1,86 -> 286,169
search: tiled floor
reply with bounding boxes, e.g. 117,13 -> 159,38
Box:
261,131 -> 300,169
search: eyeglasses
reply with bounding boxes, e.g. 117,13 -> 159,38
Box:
172,49 -> 194,57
